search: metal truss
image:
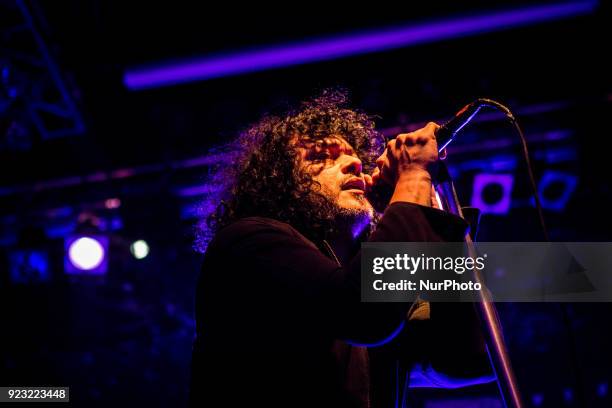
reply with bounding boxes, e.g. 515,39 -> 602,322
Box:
1,0 -> 85,148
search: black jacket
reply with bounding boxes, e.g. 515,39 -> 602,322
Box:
189,202 -> 487,407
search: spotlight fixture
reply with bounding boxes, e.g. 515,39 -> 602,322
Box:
471,173 -> 514,215
65,236 -> 108,275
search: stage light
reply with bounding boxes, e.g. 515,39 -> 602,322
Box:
130,240 -> 149,260
537,171 -> 578,212
104,198 -> 121,209
69,237 -> 104,269
124,1 -> 598,89
65,236 -> 108,275
471,173 -> 514,215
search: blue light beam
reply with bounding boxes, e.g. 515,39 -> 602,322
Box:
125,1 -> 597,90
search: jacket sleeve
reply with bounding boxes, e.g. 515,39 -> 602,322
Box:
214,201 -> 468,344
368,205 -> 495,389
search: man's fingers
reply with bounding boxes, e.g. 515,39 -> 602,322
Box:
383,123 -> 440,184
364,173 -> 374,190
371,167 -> 380,184
426,121 -> 440,130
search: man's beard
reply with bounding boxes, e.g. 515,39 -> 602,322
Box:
319,187 -> 375,240
335,205 -> 374,240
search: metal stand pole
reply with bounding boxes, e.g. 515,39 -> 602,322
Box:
436,162 -> 524,408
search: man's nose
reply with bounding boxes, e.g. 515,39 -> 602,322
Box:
341,155 -> 363,176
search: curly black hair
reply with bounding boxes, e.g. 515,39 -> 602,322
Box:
195,90 -> 385,252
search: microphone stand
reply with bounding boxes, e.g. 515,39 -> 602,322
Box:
435,162 -> 524,408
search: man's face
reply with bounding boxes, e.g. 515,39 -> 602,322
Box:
296,135 -> 374,220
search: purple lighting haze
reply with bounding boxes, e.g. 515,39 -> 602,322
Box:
125,1 -> 597,90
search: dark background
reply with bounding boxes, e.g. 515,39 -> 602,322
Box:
1,1 -> 611,406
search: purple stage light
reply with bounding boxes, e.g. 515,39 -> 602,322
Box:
471,173 -> 514,215
125,1 -> 598,90
65,236 -> 108,275
536,170 -> 578,212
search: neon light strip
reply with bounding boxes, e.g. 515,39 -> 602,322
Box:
122,1 -> 596,90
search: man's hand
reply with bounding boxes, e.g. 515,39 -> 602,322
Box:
371,122 -> 439,207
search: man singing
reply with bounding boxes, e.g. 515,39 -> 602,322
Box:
190,91 -> 494,407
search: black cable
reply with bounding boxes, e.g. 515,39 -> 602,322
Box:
486,103 -> 586,407
464,100 -> 549,240
508,116 -> 550,242
514,116 -> 586,406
